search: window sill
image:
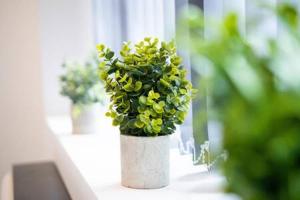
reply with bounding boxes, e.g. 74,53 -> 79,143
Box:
49,116 -> 239,200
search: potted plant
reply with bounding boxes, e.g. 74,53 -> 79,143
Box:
184,3 -> 300,200
97,37 -> 193,189
60,54 -> 105,134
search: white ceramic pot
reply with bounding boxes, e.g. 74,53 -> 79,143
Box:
120,134 -> 170,189
71,103 -> 100,134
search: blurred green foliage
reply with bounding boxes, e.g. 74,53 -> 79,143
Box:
60,53 -> 105,106
97,38 -> 194,136
183,3 -> 300,200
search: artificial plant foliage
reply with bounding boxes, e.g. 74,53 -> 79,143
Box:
97,37 -> 193,136
60,53 -> 105,106
184,3 -> 300,200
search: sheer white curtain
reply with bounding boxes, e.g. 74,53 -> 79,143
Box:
125,0 -> 176,42
126,0 -> 167,41
93,0 -> 123,52
93,0 -> 176,46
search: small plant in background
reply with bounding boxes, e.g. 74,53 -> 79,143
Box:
182,3 -> 300,200
97,37 -> 194,136
60,53 -> 105,107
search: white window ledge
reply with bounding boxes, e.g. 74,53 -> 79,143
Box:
48,116 -> 240,200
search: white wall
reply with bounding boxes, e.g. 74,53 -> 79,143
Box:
39,0 -> 94,116
0,0 -> 54,182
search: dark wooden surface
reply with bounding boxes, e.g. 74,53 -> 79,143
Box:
13,161 -> 72,200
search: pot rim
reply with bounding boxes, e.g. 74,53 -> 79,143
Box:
120,134 -> 170,139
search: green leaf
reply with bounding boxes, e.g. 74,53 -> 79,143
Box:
119,74 -> 128,83
145,125 -> 152,134
144,37 -> 151,42
134,120 -> 144,128
112,119 -> 120,126
139,96 -> 147,105
99,62 -> 106,69
159,101 -> 166,106
152,118 -> 162,126
100,71 -> 108,80
146,97 -> 154,105
148,90 -> 160,99
137,106 -> 146,113
143,84 -> 152,90
153,103 -> 164,113
130,69 -> 144,76
134,81 -> 142,92
127,119 -> 136,129
110,111 -> 117,118
180,88 -> 187,94
139,114 -> 150,124
151,119 -> 162,133
105,51 -> 115,59
159,78 -> 171,88
149,109 -> 158,117
176,112 -> 185,124
96,44 -> 105,52
112,115 -> 124,126
115,70 -> 120,79
123,78 -> 133,92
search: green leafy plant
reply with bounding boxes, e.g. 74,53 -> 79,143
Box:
97,37 -> 194,136
60,53 -> 105,106
183,3 -> 300,200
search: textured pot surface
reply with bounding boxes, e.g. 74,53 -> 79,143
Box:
71,104 -> 100,134
120,134 -> 170,189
